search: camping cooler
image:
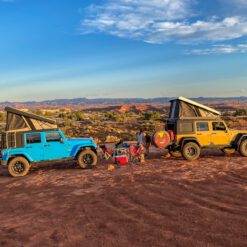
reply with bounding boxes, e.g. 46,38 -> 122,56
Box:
115,154 -> 128,165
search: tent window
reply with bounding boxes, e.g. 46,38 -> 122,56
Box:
170,101 -> 177,118
179,102 -> 198,118
6,113 -> 28,131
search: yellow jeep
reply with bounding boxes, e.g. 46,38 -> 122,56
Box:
164,97 -> 247,161
167,119 -> 247,161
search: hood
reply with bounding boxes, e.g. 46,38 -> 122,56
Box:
67,137 -> 97,147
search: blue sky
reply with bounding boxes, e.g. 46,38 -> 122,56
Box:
0,0 -> 247,101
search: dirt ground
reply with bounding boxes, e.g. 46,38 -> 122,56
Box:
0,149 -> 246,247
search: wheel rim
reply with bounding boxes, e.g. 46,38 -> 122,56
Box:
187,147 -> 196,156
13,161 -> 25,174
244,143 -> 247,152
83,154 -> 94,165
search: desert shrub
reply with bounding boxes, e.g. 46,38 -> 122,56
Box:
234,109 -> 247,116
74,112 -> 84,121
144,111 -> 161,120
58,113 -> 67,118
104,112 -> 126,122
222,111 -> 232,117
105,135 -> 120,143
32,110 -> 44,116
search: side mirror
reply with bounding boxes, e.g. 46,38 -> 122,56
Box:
60,137 -> 64,143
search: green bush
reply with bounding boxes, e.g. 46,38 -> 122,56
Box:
234,109 -> 247,116
144,111 -> 161,120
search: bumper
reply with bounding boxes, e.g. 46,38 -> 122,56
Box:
0,160 -> 8,166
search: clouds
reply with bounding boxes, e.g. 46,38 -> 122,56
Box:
81,0 -> 247,53
186,43 -> 247,55
81,0 -> 195,42
146,16 -> 247,44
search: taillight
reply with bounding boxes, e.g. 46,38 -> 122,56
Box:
0,150 -> 2,158
174,134 -> 177,142
167,130 -> 175,141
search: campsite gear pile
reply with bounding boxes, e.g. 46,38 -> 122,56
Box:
100,142 -> 145,165
114,143 -> 129,165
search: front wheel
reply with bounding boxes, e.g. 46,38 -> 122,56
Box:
182,142 -> 201,161
239,139 -> 247,157
77,150 -> 97,169
8,157 -> 30,177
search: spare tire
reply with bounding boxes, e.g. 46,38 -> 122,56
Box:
152,131 -> 171,148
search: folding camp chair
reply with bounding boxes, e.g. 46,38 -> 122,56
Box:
129,144 -> 145,163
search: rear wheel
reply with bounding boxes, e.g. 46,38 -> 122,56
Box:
239,139 -> 247,157
8,157 -> 30,177
78,150 -> 97,169
182,142 -> 201,161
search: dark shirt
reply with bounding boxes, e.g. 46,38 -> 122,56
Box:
145,134 -> 151,143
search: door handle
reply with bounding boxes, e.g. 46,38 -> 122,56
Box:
26,147 -> 32,149
44,144 -> 50,147
211,133 -> 217,135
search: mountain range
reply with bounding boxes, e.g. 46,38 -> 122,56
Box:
0,97 -> 247,110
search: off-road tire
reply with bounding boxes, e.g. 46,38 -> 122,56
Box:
169,150 -> 182,158
182,142 -> 201,161
78,150 -> 97,169
239,139 -> 247,157
8,157 -> 30,177
222,148 -> 236,155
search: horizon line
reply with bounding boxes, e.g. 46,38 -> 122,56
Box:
0,96 -> 247,104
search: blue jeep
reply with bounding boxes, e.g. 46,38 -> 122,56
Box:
0,107 -> 98,177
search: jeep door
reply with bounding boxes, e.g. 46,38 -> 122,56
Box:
195,122 -> 211,146
25,132 -> 44,162
210,121 -> 231,146
44,131 -> 70,160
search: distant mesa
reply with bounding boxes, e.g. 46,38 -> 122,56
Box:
118,105 -> 164,113
0,97 -> 246,111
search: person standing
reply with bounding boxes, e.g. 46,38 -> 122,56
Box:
137,128 -> 146,163
137,128 -> 146,145
145,133 -> 151,155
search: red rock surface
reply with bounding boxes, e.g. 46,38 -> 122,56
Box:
0,149 -> 246,247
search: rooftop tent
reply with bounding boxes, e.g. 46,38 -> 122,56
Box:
5,107 -> 57,132
169,97 -> 221,119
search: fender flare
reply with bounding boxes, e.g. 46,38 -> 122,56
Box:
74,146 -> 97,158
235,134 -> 247,148
180,137 -> 201,149
7,153 -> 32,164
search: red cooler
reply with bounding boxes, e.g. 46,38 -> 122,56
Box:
115,154 -> 128,165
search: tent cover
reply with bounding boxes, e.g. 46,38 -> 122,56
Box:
5,107 -> 57,132
169,97 -> 221,119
